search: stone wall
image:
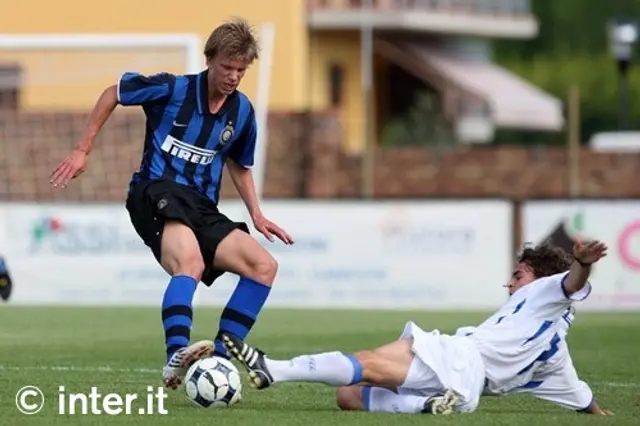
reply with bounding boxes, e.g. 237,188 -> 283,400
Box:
1,110 -> 638,202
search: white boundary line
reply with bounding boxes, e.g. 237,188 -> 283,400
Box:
594,382 -> 640,388
0,365 -> 158,374
0,365 -> 638,389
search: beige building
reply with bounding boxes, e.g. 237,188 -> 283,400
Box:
0,0 -> 562,151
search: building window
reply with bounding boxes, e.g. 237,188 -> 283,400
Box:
0,65 -> 21,111
329,63 -> 344,108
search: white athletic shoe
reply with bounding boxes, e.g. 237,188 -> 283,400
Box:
162,340 -> 214,390
422,389 -> 461,415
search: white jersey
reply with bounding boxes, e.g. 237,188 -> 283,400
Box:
468,271 -> 591,394
508,336 -> 593,411
455,304 -> 593,411
455,306 -> 575,340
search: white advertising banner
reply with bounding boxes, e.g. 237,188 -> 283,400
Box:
0,200 -> 513,309
523,200 -> 640,310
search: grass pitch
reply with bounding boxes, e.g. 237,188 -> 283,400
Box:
0,307 -> 638,425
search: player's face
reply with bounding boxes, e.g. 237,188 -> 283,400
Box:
208,55 -> 249,95
506,262 -> 536,296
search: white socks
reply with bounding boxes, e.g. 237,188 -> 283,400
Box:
263,352 -> 431,414
363,386 -> 428,413
264,351 -> 362,386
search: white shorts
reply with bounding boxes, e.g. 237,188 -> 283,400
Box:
398,321 -> 486,413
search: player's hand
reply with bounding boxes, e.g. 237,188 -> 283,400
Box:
251,213 -> 294,245
573,239 -> 608,266
581,400 -> 613,415
50,148 -> 88,187
591,405 -> 614,415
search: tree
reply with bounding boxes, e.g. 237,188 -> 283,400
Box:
492,0 -> 640,144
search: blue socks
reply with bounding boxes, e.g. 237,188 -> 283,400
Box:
214,276 -> 271,356
161,275 -> 198,362
160,275 -> 270,361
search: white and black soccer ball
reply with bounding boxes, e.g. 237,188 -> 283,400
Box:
184,356 -> 242,408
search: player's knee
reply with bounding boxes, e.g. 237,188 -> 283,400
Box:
182,256 -> 205,280
352,349 -> 375,368
160,221 -> 204,279
246,251 -> 278,286
166,254 -> 205,280
352,350 -> 382,383
336,387 -> 364,411
353,349 -> 408,388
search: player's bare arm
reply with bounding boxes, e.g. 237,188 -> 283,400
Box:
563,239 -> 608,296
227,160 -> 294,245
49,84 -> 118,187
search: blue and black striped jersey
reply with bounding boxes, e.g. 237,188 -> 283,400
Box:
117,69 -> 256,203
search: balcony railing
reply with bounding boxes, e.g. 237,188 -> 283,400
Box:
307,0 -> 532,17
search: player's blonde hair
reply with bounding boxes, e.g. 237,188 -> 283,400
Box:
204,17 -> 259,64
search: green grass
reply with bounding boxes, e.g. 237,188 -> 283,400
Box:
0,307 -> 638,425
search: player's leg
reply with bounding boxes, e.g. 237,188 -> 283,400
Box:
336,386 -> 366,411
157,221 -> 214,388
223,334 -> 412,389
335,339 -> 462,415
224,314 -> 486,416
224,334 -> 461,415
223,333 -> 461,415
336,386 -> 459,415
126,181 -> 214,389
208,228 -> 278,357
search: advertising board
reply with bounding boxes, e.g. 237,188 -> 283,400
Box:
0,200 -> 513,309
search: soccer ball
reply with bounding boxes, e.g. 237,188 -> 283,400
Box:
184,356 -> 242,408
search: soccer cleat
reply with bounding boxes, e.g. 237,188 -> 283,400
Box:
421,389 -> 461,415
221,333 -> 274,390
213,332 -> 233,360
162,340 -> 214,390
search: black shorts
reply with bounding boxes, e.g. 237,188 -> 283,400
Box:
125,179 -> 249,286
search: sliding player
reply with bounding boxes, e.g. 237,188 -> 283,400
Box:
223,240 -> 612,415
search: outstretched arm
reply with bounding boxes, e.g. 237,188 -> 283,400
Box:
226,113 -> 294,245
227,162 -> 294,245
49,85 -> 118,187
227,160 -> 262,219
562,240 -> 607,297
76,85 -> 119,154
49,72 -> 174,187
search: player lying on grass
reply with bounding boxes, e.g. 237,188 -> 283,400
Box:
49,17 -> 293,390
223,240 -> 612,415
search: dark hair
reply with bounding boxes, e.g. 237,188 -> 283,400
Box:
516,241 -> 573,279
204,17 -> 259,63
